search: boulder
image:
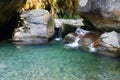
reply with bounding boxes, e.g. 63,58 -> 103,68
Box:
78,0 -> 120,32
12,9 -> 55,44
100,31 -> 120,49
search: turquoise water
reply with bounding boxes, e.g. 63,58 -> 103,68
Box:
0,41 -> 120,80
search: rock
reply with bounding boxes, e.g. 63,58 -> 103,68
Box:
64,28 -> 100,52
55,19 -> 84,37
12,9 -> 55,44
80,32 -> 100,47
78,0 -> 120,32
96,31 -> 120,56
100,31 -> 120,48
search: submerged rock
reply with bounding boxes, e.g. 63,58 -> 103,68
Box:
78,0 -> 120,32
12,9 -> 55,44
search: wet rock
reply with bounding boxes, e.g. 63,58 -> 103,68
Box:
64,29 -> 120,56
12,9 -> 55,44
78,0 -> 120,32
64,28 -> 100,52
64,32 -> 78,44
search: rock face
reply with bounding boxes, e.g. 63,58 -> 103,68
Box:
78,0 -> 120,32
0,0 -> 26,40
12,9 -> 55,44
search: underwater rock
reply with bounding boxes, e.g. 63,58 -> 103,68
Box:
12,9 -> 55,44
78,0 -> 120,32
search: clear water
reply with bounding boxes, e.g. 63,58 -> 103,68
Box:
0,41 -> 120,80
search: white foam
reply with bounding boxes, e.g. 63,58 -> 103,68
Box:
87,43 -> 96,52
75,28 -> 89,36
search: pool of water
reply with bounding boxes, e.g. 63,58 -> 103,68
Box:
0,41 -> 120,80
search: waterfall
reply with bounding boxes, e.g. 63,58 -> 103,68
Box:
64,28 -> 89,49
67,36 -> 80,48
54,27 -> 62,41
87,43 -> 96,52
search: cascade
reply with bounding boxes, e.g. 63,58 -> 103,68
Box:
54,27 -> 62,41
64,28 -> 90,49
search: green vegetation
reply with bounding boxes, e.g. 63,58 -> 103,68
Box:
24,0 -> 80,19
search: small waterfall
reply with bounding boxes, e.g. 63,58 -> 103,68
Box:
87,43 -> 96,52
54,27 -> 62,41
64,28 -> 90,49
64,35 -> 80,49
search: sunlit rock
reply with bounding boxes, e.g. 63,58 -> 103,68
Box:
12,9 -> 55,44
100,31 -> 120,48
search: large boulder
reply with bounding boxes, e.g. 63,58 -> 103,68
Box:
12,9 -> 55,44
78,0 -> 120,32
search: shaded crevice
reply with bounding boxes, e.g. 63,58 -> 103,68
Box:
0,12 -> 20,41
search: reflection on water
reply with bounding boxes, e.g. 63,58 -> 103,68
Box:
0,41 -> 120,80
